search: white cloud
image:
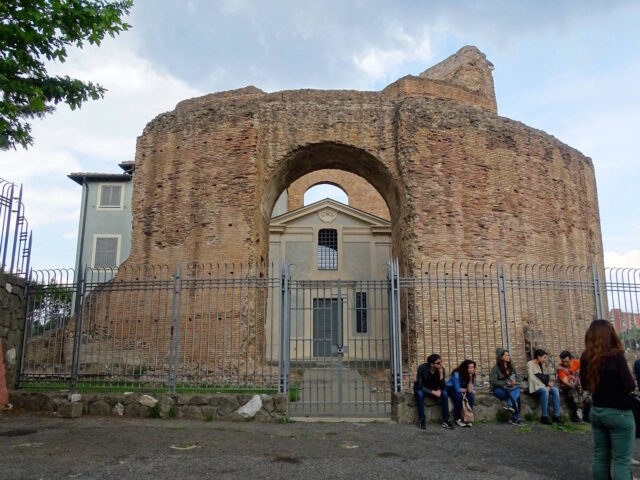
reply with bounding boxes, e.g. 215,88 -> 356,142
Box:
353,27 -> 432,85
605,250 -> 640,269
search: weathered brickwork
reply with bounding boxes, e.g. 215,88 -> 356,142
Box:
127,45 -> 603,270
286,169 -> 390,219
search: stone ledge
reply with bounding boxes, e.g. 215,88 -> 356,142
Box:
8,390 -> 289,422
392,388 -> 573,424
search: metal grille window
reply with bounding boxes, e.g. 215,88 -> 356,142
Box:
318,229 -> 338,270
356,291 -> 367,333
99,184 -> 123,208
94,236 -> 119,268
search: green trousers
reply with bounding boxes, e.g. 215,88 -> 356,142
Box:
590,406 -> 635,480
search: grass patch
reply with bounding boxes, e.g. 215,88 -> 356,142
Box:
516,425 -> 532,433
168,406 -> 177,418
548,422 -> 591,434
20,382 -> 278,395
524,412 -> 538,423
205,415 -> 214,422
277,416 -> 294,424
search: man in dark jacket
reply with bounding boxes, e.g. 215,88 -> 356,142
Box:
414,353 -> 453,429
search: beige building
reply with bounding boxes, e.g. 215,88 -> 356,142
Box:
268,198 -> 391,362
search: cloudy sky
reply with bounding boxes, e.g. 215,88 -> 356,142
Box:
1,0 -> 639,270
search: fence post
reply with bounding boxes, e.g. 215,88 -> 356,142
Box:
497,261 -> 511,352
168,264 -> 183,392
592,263 -> 604,320
70,267 -> 86,391
16,268 -> 33,389
388,258 -> 403,393
278,264 -> 290,394
1,182 -> 14,271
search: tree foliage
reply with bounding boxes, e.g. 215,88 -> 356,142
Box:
0,0 -> 133,149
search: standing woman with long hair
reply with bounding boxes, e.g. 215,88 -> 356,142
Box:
581,319 -> 635,480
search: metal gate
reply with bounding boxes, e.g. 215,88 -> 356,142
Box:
278,263 -> 401,417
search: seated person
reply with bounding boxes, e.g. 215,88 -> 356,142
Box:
445,359 -> 476,427
557,350 -> 588,422
527,348 -> 561,424
413,354 -> 454,430
490,348 -> 524,426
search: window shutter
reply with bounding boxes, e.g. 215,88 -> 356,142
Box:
99,185 -> 122,207
94,237 -> 119,267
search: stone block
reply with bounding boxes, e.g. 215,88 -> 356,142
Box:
112,403 -> 124,416
211,395 -> 239,416
200,405 -> 218,419
182,405 -> 203,420
138,394 -> 158,408
124,403 -> 141,417
61,401 -> 83,418
273,394 -> 288,414
237,395 -> 262,419
89,400 -> 112,416
254,409 -> 272,423
260,394 -> 274,413
187,395 -> 208,406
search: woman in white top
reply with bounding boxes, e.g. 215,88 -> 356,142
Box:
527,348 -> 561,424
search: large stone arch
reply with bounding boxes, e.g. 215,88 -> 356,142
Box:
259,142 -> 405,263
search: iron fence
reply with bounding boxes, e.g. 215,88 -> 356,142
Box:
20,262 -> 280,391
394,261 -> 604,389
0,178 -> 32,276
18,260 -> 640,406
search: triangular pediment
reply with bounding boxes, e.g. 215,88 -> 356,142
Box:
270,198 -> 390,229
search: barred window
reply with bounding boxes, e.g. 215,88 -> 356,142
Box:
94,236 -> 119,268
318,229 -> 338,270
356,292 -> 367,333
99,184 -> 123,208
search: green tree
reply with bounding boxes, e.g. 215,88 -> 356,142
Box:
0,0 -> 133,149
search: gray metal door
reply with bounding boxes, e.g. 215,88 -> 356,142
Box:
313,298 -> 340,357
285,278 -> 392,417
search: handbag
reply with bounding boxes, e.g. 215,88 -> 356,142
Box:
462,393 -> 474,423
535,372 -> 550,386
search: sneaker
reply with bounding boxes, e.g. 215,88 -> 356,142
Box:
441,420 -> 454,430
502,402 -> 516,413
456,419 -> 471,428
509,418 -> 525,426
552,416 -> 562,424
541,416 -> 552,425
419,421 -> 426,430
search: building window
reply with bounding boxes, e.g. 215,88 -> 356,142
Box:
98,184 -> 123,209
318,229 -> 337,270
356,292 -> 367,333
93,235 -> 120,268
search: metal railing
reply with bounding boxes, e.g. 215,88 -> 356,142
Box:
20,262 -> 280,391
0,178 -> 32,276
397,261 -> 603,388
18,260 -> 640,398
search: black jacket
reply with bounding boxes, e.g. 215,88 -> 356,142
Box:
415,363 -> 446,394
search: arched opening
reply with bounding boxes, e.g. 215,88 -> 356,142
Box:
260,142 -> 405,274
303,183 -> 348,206
260,143 -> 404,417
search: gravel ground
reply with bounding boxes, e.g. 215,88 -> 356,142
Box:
0,412 -> 637,479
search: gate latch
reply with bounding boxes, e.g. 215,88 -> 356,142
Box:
331,345 -> 349,356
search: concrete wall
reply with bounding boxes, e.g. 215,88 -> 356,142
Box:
0,273 -> 26,389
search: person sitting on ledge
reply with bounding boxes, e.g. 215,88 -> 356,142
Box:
527,348 -> 561,425
445,359 -> 476,428
413,353 -> 454,430
490,348 -> 525,426
557,350 -> 588,422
